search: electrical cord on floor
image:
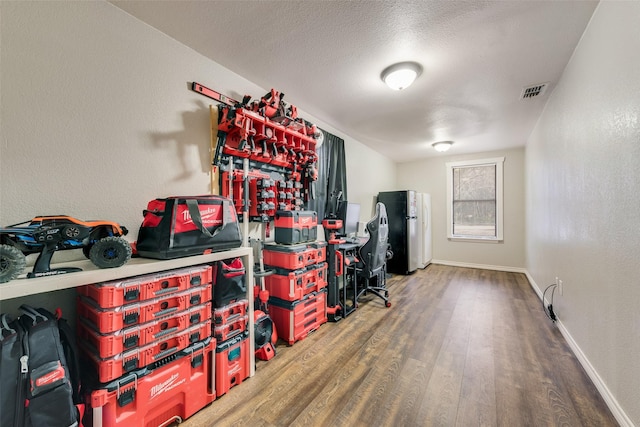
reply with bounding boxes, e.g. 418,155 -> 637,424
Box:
542,284 -> 558,322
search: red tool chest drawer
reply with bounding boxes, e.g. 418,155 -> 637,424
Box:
274,210 -> 318,244
213,299 -> 248,325
262,241 -> 326,270
78,302 -> 212,359
77,285 -> 212,334
213,314 -> 248,343
82,320 -> 211,383
87,338 -> 214,427
264,263 -> 327,302
268,289 -> 327,345
77,265 -> 213,308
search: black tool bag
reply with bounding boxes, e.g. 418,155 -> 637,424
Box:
213,257 -> 247,307
1,306 -> 82,427
136,195 -> 242,260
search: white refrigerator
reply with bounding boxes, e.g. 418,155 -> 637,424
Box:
415,193 -> 433,268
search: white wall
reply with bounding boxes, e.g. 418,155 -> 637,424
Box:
397,147 -> 526,270
0,2 -> 394,310
526,3 -> 640,425
345,137 -> 397,219
0,1 -> 393,243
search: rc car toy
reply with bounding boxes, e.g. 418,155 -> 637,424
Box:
0,215 -> 132,283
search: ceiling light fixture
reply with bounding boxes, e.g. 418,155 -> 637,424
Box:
432,141 -> 453,152
381,61 -> 422,90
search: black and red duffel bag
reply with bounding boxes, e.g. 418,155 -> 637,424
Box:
136,195 -> 242,260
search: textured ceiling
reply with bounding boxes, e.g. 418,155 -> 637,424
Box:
111,1 -> 598,162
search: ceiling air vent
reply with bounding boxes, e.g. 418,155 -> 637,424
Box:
520,83 -> 548,99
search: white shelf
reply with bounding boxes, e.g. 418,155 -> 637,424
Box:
0,247 -> 255,376
0,247 -> 252,300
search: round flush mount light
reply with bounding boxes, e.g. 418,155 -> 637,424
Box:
381,61 -> 422,90
432,141 -> 453,152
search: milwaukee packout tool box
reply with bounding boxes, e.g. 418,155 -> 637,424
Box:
262,241 -> 326,270
77,286 -> 212,334
82,320 -> 211,383
268,289 -> 327,345
212,314 -> 248,343
86,338 -> 215,427
77,265 -> 212,308
77,302 -> 212,359
274,210 -> 318,245
263,263 -> 327,302
213,299 -> 249,325
215,332 -> 250,397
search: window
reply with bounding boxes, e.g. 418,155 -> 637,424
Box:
446,157 -> 504,241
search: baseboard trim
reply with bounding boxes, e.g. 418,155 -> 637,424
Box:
431,259 -> 527,274
525,272 -> 634,427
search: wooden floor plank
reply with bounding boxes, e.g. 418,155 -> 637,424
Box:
182,265 -> 618,427
456,271 -> 497,427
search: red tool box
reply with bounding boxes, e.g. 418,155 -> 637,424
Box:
263,263 -> 327,302
77,302 -> 212,359
213,299 -> 248,325
77,265 -> 212,308
82,320 -> 211,384
274,210 -> 318,245
77,285 -> 212,334
215,332 -> 250,397
86,338 -> 214,427
268,289 -> 327,345
212,314 -> 248,342
262,241 -> 326,270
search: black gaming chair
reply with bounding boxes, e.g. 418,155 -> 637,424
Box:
356,202 -> 391,307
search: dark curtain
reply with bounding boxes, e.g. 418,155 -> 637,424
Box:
305,129 -> 347,220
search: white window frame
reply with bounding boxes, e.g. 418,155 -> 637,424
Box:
446,157 -> 504,242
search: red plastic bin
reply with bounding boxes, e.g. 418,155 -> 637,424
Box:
87,338 -> 215,427
268,289 -> 327,345
212,314 -> 248,342
213,299 -> 248,325
78,265 -> 212,308
215,332 -> 250,397
262,242 -> 326,270
77,285 -> 212,334
264,264 -> 327,302
82,320 -> 211,383
77,302 -> 211,359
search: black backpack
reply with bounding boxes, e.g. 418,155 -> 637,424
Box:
0,305 -> 82,427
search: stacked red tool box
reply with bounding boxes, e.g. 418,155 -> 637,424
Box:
263,238 -> 328,345
212,258 -> 250,397
77,265 -> 215,427
274,210 -> 318,245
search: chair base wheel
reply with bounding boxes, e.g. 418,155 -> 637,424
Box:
385,301 -> 392,308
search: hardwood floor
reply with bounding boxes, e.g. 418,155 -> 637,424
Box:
185,265 -> 618,427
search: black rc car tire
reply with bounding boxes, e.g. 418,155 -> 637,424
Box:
82,245 -> 92,260
0,244 -> 27,283
89,236 -> 132,269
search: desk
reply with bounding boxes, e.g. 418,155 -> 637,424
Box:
326,241 -> 361,321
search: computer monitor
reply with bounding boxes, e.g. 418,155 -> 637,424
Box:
343,203 -> 361,237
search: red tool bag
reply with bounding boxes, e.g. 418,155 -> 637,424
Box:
136,196 -> 242,260
213,257 -> 246,307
